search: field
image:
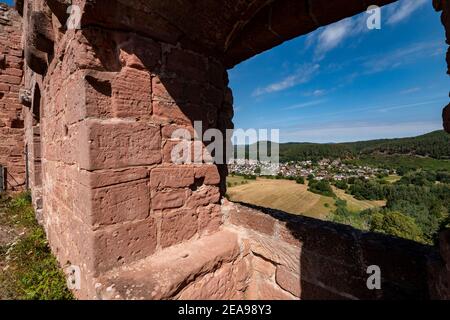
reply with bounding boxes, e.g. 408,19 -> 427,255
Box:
332,187 -> 386,212
384,175 -> 401,184
226,178 -> 383,219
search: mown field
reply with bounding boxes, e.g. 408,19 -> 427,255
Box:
226,177 -> 383,219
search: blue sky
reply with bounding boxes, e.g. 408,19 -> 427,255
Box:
5,0 -> 448,143
229,0 -> 450,143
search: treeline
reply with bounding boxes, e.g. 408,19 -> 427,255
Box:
267,130 -> 450,161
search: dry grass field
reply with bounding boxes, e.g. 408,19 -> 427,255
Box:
226,177 -> 384,219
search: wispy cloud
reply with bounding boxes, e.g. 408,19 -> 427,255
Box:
252,64 -> 320,96
305,0 -> 429,60
362,41 -> 442,74
386,0 -> 428,25
315,18 -> 354,56
281,120 -> 441,143
282,99 -> 327,111
399,87 -> 421,95
260,96 -> 447,127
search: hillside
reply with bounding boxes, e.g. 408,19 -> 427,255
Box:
236,130 -> 450,162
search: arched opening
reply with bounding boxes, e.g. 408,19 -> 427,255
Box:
226,0 -> 450,246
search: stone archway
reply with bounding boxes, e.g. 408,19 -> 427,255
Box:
14,0 -> 450,299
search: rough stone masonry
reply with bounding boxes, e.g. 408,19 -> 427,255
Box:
0,0 -> 449,299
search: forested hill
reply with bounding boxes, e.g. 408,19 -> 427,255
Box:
247,130 -> 450,162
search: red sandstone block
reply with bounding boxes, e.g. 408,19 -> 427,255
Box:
90,179 -> 151,226
229,206 -> 275,236
4,68 -> 23,77
78,167 -> 149,189
151,188 -> 189,210
153,100 -> 204,126
0,74 -> 21,85
166,48 -> 207,82
0,83 -> 9,91
198,204 -> 222,235
80,119 -> 161,170
253,255 -> 276,279
161,124 -> 194,139
276,265 -> 301,297
150,166 -> 194,189
186,185 -> 220,208
250,280 -> 295,300
152,76 -> 202,105
194,165 -> 221,185
93,218 -> 157,273
112,67 -> 152,118
160,208 -> 198,248
64,70 -> 115,124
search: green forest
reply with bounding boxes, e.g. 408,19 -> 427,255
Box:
278,130 -> 450,162
328,169 -> 450,245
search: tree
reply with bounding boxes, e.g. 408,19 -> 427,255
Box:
308,180 -> 335,197
370,211 -> 425,243
296,177 -> 305,184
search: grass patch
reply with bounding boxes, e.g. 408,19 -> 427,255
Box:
0,192 -> 73,300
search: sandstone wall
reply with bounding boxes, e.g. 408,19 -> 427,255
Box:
19,0 -> 234,298
15,0 -> 450,300
224,201 -> 448,300
0,3 -> 25,190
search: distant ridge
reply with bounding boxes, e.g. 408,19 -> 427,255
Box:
235,130 -> 450,161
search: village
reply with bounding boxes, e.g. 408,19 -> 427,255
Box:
228,158 -> 392,181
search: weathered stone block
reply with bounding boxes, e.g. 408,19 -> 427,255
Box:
80,119 -> 161,170
160,208 -> 198,248
186,185 -> 221,208
194,164 -> 221,185
112,67 -> 152,118
198,204 -> 222,235
276,265 -> 300,297
151,188 -> 189,210
90,179 -> 150,226
229,206 -> 275,236
150,166 -> 194,189
93,218 -> 157,273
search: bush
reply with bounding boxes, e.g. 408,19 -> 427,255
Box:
295,177 -> 305,184
308,180 -> 335,197
370,211 -> 426,243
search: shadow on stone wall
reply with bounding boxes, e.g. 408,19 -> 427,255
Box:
232,201 -> 443,300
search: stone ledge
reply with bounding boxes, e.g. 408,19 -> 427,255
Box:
94,230 -> 240,299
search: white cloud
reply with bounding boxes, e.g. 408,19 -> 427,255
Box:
252,64 -> 320,96
282,99 -> 326,110
315,18 -> 353,55
386,0 -> 428,25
